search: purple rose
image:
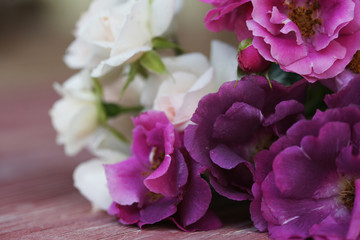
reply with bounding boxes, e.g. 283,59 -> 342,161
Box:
200,0 -> 253,41
321,69 -> 358,92
247,0 -> 360,82
325,74 -> 360,108
184,76 -> 307,201
251,106 -> 360,239
105,111 -> 221,231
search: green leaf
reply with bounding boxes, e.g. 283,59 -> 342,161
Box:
120,63 -> 138,97
103,102 -> 143,118
304,82 -> 333,119
140,50 -> 168,75
120,61 -> 149,97
103,103 -> 123,118
137,62 -> 149,79
152,37 -> 184,54
268,63 -> 303,86
238,38 -> 252,51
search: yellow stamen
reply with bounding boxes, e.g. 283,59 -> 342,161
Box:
339,178 -> 355,209
146,192 -> 163,202
348,51 -> 360,74
285,0 -> 322,38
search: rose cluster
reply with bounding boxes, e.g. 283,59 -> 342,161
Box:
51,0 -> 360,238
199,0 -> 360,239
51,0 -> 238,228
202,0 -> 360,85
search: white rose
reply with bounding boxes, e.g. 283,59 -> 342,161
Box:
141,40 -> 238,131
71,73 -> 146,212
64,0 -> 179,77
50,70 -> 99,156
73,156 -> 127,211
154,53 -> 216,131
210,40 -> 238,86
50,68 -> 143,157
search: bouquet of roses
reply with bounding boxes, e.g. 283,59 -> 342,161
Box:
50,0 -> 360,239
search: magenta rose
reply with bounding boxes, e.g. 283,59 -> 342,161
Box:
247,0 -> 360,82
200,0 -> 253,41
105,111 -> 221,231
251,106 -> 360,239
325,74 -> 360,106
184,76 -> 307,201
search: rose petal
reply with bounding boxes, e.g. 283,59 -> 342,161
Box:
105,157 -> 148,206
212,102 -> 264,143
73,159 -> 115,210
179,162 -> 212,227
139,197 -> 178,225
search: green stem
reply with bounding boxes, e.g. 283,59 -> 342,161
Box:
106,125 -> 129,143
118,105 -> 144,113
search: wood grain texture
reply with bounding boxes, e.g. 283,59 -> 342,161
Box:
0,83 -> 270,240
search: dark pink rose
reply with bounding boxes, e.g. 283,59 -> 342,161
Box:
238,40 -> 271,73
247,0 -> 360,82
201,0 -> 253,41
105,111 -> 221,231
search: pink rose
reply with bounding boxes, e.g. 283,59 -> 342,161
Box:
201,0 -> 253,41
247,0 -> 360,82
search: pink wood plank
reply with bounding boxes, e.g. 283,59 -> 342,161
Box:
0,83 -> 270,239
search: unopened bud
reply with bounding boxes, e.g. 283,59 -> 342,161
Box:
238,39 -> 270,73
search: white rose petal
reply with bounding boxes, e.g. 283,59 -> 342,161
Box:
210,40 -> 238,86
141,53 -> 216,130
163,52 -> 210,76
92,46 -> 151,77
141,42 -> 238,131
64,0 -> 178,77
50,70 -> 99,156
173,68 -> 216,129
150,0 -> 177,36
73,158 -> 126,211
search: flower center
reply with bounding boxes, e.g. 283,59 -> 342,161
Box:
145,191 -> 163,202
249,133 -> 277,163
150,148 -> 165,171
285,0 -> 322,38
340,178 -> 355,209
348,51 -> 360,73
141,147 -> 165,177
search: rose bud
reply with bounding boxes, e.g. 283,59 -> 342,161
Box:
237,39 -> 270,73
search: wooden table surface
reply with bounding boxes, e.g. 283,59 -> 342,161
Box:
0,82 -> 270,239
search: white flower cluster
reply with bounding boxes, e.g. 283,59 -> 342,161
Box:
50,0 -> 237,210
